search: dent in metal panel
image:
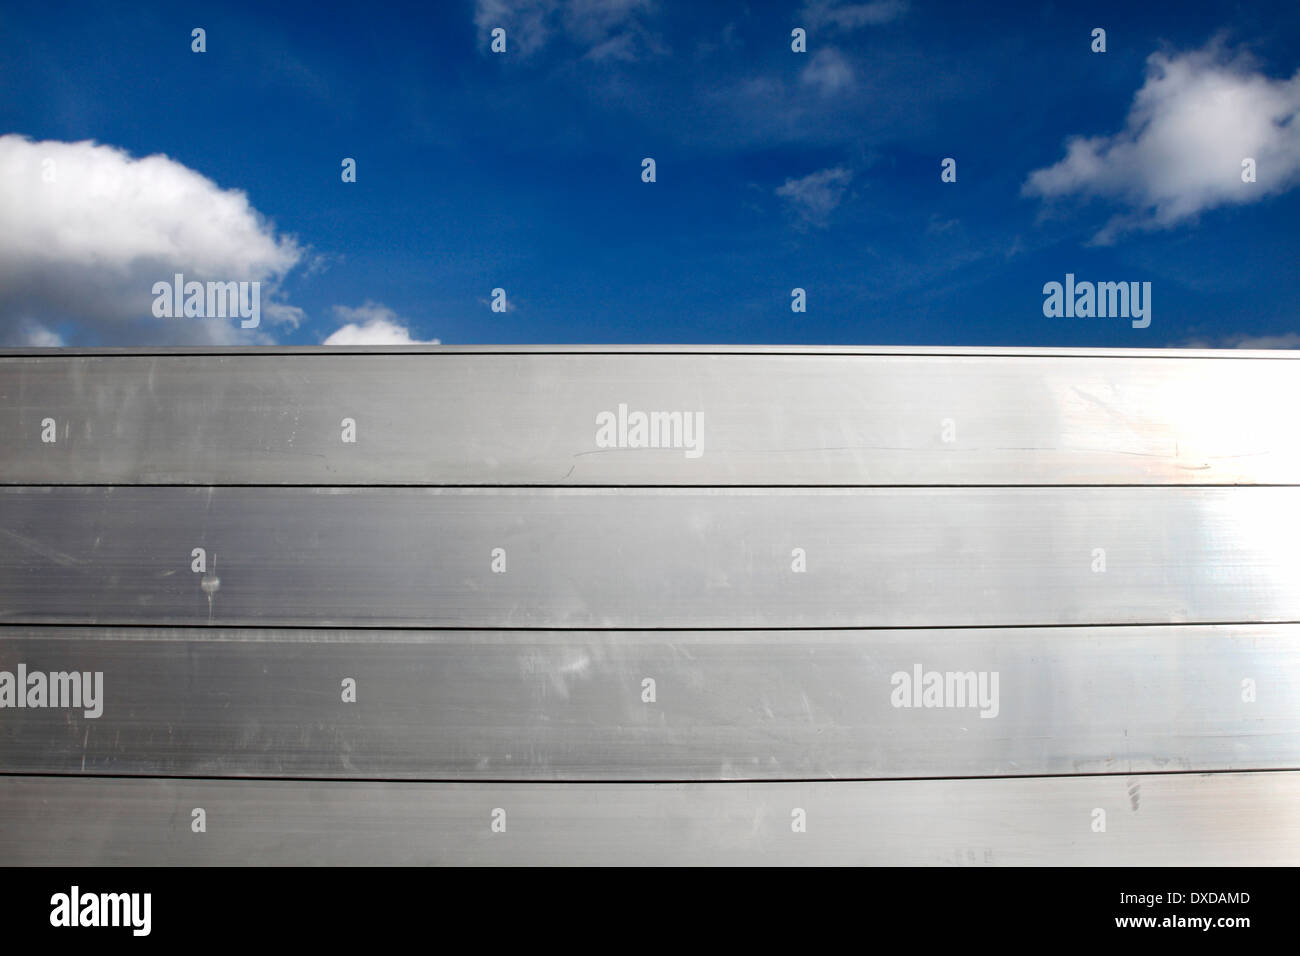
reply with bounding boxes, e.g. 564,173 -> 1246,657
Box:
0,625 -> 1296,779
2,486 -> 1299,627
1,772 -> 1296,865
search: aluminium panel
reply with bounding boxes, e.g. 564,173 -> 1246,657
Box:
1,772 -> 1296,865
2,486 -> 1299,628
0,624 -> 1296,780
4,352 -> 1300,484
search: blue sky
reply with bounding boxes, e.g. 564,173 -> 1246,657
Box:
0,0 -> 1297,347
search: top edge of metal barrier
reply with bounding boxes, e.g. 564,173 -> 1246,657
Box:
1,344 -> 1298,359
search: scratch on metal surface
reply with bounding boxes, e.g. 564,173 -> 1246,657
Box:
0,528 -> 85,567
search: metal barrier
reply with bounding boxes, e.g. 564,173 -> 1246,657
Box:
2,346 -> 1298,864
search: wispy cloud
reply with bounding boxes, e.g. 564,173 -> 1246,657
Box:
474,0 -> 664,61
776,166 -> 854,228
323,302 -> 440,345
800,47 -> 855,96
800,0 -> 908,31
1024,39 -> 1300,244
1181,331 -> 1300,349
474,0 -> 557,58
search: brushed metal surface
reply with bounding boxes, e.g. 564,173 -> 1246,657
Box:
1,624 -> 1296,779
4,352 -> 1300,485
2,771 -> 1296,865
4,347 -> 1297,867
3,486 -> 1299,628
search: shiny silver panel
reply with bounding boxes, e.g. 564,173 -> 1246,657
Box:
4,347 -> 1298,866
4,352 -> 1300,484
3,486 -> 1298,627
2,772 -> 1296,865
1,624 -> 1296,779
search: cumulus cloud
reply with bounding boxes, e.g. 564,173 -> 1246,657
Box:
1023,40 -> 1300,244
0,134 -> 304,345
776,166 -> 853,227
800,0 -> 908,31
800,47 -> 855,96
475,0 -> 663,61
323,302 -> 440,345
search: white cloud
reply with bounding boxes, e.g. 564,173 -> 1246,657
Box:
800,1 -> 908,31
1024,40 -> 1300,244
776,166 -> 853,227
1182,331 -> 1300,349
13,320 -> 64,347
475,0 -> 662,61
800,47 -> 855,96
565,0 -> 653,42
474,0 -> 558,58
323,302 -> 440,345
0,134 -> 303,345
